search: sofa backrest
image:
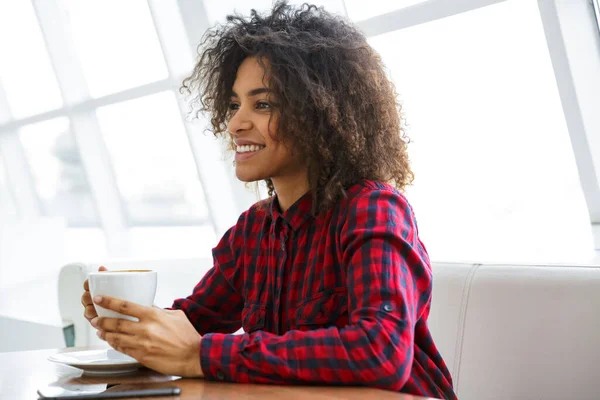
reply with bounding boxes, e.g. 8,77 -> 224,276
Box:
429,262 -> 600,400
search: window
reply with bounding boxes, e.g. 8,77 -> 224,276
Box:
204,0 -> 345,25
0,155 -> 17,218
0,1 -> 222,263
368,0 -> 594,263
594,0 -> 600,37
18,117 -> 98,226
128,226 -> 217,259
96,91 -> 209,225
344,0 -> 426,21
0,0 -> 597,266
204,0 -> 273,25
0,0 -> 63,119
286,0 -> 346,14
60,0 -> 168,98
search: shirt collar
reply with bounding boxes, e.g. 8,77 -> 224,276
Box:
270,191 -> 314,231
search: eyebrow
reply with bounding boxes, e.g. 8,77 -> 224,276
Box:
231,88 -> 273,97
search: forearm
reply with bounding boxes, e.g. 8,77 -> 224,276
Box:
199,311 -> 413,391
170,263 -> 243,335
172,298 -> 242,335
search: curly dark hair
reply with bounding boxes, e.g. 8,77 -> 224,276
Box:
181,1 -> 413,213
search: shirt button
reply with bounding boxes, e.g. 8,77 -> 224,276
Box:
383,304 -> 394,312
216,371 -> 225,380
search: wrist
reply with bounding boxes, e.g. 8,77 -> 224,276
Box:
192,336 -> 204,378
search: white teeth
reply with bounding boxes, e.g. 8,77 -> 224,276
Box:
236,144 -> 264,153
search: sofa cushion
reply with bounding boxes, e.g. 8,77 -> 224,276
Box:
429,262 -> 479,378
429,263 -> 600,400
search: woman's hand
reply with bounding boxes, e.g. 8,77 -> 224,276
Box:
81,266 -> 108,327
93,295 -> 204,378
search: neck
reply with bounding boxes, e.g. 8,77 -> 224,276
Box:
272,171 -> 309,212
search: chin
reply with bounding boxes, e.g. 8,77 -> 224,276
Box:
235,169 -> 265,183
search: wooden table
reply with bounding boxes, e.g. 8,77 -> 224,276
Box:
0,347 -> 436,399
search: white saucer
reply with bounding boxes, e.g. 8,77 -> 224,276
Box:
48,349 -> 142,375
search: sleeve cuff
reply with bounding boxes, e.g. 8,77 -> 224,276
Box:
200,333 -> 245,382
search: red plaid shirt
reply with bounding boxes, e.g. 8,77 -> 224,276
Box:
173,180 -> 456,399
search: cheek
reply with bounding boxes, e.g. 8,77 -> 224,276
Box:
271,144 -> 298,166
265,114 -> 279,140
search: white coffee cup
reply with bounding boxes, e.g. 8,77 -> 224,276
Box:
88,270 -> 157,321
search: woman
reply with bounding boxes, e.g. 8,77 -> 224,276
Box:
81,2 -> 456,398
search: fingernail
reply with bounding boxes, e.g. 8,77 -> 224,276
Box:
93,296 -> 103,304
96,331 -> 102,338
91,318 -> 97,327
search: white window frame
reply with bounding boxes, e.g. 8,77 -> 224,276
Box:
0,130 -> 21,219
594,0 -> 600,35
0,82 -> 41,219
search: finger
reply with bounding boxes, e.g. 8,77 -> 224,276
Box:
99,266 -> 108,272
96,317 -> 140,335
81,291 -> 93,307
84,305 -> 97,319
93,296 -> 147,319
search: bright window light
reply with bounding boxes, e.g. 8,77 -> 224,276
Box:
344,0 -> 427,21
128,226 -> 216,259
19,117 -> 98,225
204,0 -> 273,25
369,0 -> 595,263
0,155 -> 17,218
205,0 -> 346,25
594,0 -> 600,37
60,0 -> 168,98
65,227 -> 107,261
96,91 -> 208,225
287,0 -> 346,14
0,0 -> 63,119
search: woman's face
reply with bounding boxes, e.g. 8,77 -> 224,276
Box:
227,57 -> 305,183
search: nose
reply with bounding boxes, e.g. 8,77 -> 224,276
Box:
227,106 -> 253,135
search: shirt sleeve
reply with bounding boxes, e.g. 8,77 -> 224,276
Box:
199,188 -> 432,391
171,225 -> 244,335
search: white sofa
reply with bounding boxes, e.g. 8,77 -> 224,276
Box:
58,259 -> 600,399
429,262 -> 600,400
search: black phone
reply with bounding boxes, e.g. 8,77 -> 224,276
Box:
37,383 -> 181,399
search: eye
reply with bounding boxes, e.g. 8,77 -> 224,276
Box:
228,102 -> 240,111
256,101 -> 271,110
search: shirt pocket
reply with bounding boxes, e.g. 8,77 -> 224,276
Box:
241,303 -> 266,333
294,287 -> 349,331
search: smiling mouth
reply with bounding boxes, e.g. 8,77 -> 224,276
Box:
235,144 -> 265,154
